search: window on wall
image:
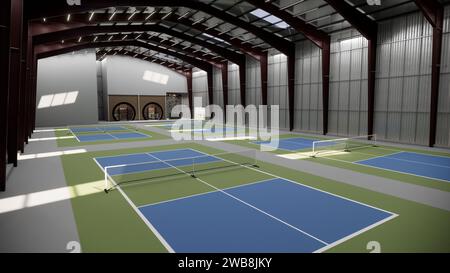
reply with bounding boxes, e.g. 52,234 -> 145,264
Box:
37,91 -> 79,109
112,102 -> 136,121
142,102 -> 164,120
142,70 -> 169,85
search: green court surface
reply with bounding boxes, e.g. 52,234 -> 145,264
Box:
60,143 -> 450,253
54,125 -> 169,147
226,134 -> 450,192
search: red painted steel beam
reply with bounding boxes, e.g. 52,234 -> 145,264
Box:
239,64 -> 247,107
287,48 -> 296,131
30,55 -> 37,132
367,38 -> 377,138
323,0 -> 377,39
207,67 -> 214,107
32,24 -> 242,66
41,12 -> 264,60
245,0 -> 329,49
7,0 -> 23,167
221,63 -> 228,123
187,69 -> 194,119
24,0 -> 293,55
18,22 -> 29,153
322,41 -> 331,135
97,50 -> 190,76
260,52 -> 268,106
26,25 -> 33,139
35,40 -> 213,73
0,0 -> 11,191
414,0 -> 444,147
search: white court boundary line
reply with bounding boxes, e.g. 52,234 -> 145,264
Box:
138,178 -> 280,209
368,145 -> 450,160
314,214 -> 398,253
94,148 -> 205,160
355,152 -> 450,169
95,147 -> 398,253
68,128 -> 82,143
252,137 -> 322,152
93,158 -> 175,253
315,153 -> 450,184
145,153 -> 329,246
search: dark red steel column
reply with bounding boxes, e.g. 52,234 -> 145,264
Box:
207,67 -> 214,106
7,0 -> 23,167
25,26 -> 33,139
239,63 -> 246,107
186,69 -> 193,119
221,63 -> 228,123
367,38 -> 377,137
288,48 -> 296,131
31,55 -> 37,132
18,22 -> 28,153
0,0 -> 12,191
414,0 -> 444,147
322,40 -> 331,135
260,52 -> 268,106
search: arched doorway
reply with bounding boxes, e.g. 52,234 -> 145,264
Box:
112,102 -> 136,121
142,102 -> 164,120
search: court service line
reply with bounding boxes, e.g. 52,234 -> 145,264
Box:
213,152 -> 396,216
315,155 -> 450,183
314,213 -> 398,253
353,152 -> 450,169
138,177 -> 280,209
147,153 -> 330,246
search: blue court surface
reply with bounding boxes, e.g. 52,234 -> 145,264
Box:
75,132 -> 149,142
253,137 -> 335,151
70,126 -> 127,133
94,148 -> 395,253
356,152 -> 450,182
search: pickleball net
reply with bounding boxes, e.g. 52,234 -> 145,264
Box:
103,149 -> 258,193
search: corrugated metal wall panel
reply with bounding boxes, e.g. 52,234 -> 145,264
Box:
374,11 -> 436,145
351,49 -> 362,80
349,81 -> 361,111
417,75 -> 431,112
400,113 -> 416,143
402,77 -> 419,112
416,113 -> 430,145
387,112 -> 401,141
374,112 -> 387,139
388,78 -> 403,111
360,80 -> 368,111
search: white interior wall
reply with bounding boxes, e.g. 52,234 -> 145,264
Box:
103,55 -> 187,96
36,50 -> 98,127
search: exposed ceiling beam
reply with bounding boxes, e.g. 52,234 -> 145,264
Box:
96,49 -> 189,75
322,0 -> 377,39
32,24 -> 243,65
245,0 -> 329,48
35,40 -> 213,72
44,11 -> 264,59
24,0 -> 293,55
